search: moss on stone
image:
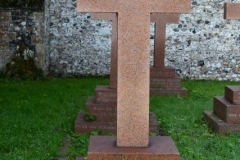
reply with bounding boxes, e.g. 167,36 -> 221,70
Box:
5,41 -> 42,79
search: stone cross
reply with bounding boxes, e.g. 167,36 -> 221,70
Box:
151,13 -> 180,68
92,13 -> 180,72
224,3 -> 240,20
77,0 -> 190,147
92,13 -> 118,89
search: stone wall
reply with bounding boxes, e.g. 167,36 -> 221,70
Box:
169,0 -> 240,80
46,0 -> 112,76
1,0 -> 240,80
0,7 -> 45,72
46,0 -> 240,80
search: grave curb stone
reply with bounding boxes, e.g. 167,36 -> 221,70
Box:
204,111 -> 240,135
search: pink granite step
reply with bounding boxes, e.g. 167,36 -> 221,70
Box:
75,111 -> 159,135
95,86 -> 116,104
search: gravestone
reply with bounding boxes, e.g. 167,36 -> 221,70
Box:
76,0 -> 191,159
204,3 -> 240,135
74,13 -> 159,135
204,86 -> 240,135
75,13 -> 187,134
150,13 -> 188,96
91,13 -> 188,96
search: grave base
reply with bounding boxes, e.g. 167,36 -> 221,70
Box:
76,136 -> 180,160
150,67 -> 188,97
150,87 -> 188,97
203,111 -> 240,135
75,111 -> 159,134
86,97 -> 116,122
95,86 -> 117,104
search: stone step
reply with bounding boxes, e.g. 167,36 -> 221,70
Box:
150,66 -> 176,78
85,136 -> 180,160
150,87 -> 188,97
95,85 -> 117,104
213,96 -> 240,124
150,77 -> 182,89
75,111 -> 159,135
204,111 -> 240,135
86,97 -> 117,122
225,86 -> 240,105
95,82 -> 186,101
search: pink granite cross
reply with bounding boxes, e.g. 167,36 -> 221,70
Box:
77,0 -> 191,147
224,3 -> 240,20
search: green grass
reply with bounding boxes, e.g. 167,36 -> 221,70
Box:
0,78 -> 240,160
0,77 -> 108,160
151,80 -> 240,160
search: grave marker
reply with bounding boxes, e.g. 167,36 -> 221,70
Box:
91,12 -> 188,96
151,13 -> 180,68
150,13 -> 188,96
76,0 -> 191,158
204,86 -> 240,135
204,3 -> 240,135
74,14 -> 159,135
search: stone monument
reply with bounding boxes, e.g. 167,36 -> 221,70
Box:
203,3 -> 240,135
203,3 -> 240,134
76,0 -> 191,159
89,13 -> 188,96
204,86 -> 240,135
75,13 -> 188,135
74,13 -> 159,135
150,13 -> 188,96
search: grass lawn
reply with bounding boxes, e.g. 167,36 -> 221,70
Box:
0,77 -> 240,160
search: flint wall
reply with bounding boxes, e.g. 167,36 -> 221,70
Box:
1,0 -> 240,80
